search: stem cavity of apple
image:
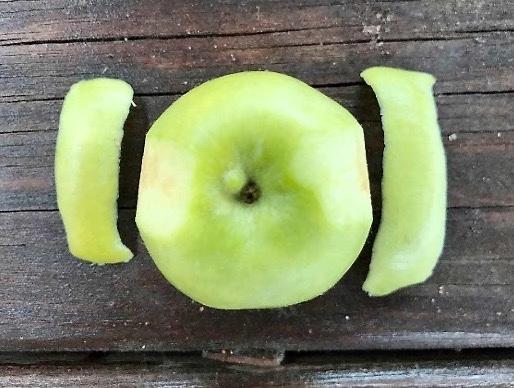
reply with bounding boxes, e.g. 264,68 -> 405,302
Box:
239,179 -> 261,205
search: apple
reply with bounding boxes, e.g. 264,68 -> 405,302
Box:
136,71 -> 373,309
55,78 -> 134,264
361,67 -> 446,296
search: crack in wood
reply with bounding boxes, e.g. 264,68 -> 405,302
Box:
436,90 -> 514,96
0,129 -> 51,135
1,204 -> 513,215
1,26 -> 511,48
1,88 -> 512,105
0,25 -> 340,47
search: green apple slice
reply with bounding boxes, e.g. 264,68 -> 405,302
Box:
361,66 -> 447,296
55,78 -> 134,264
136,71 -> 373,309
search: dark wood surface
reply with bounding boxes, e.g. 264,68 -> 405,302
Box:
1,0 -> 513,384
1,350 -> 513,387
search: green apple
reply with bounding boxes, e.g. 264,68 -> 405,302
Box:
361,67 -> 447,296
55,78 -> 134,264
136,71 -> 373,309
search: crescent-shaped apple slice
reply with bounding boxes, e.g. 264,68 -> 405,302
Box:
55,78 -> 134,264
361,67 -> 447,296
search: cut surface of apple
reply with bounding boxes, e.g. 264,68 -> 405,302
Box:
136,71 -> 373,309
55,78 -> 134,264
361,66 -> 447,296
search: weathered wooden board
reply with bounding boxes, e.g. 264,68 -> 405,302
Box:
0,0 -> 512,357
1,0 -> 512,44
1,94 -> 513,211
0,352 -> 513,387
0,206 -> 512,351
1,32 -> 513,102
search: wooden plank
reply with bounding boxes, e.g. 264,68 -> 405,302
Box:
3,86 -> 512,136
0,206 -> 512,352
1,0 -> 512,44
1,31 -> 513,102
1,91 -> 513,211
0,0 -> 513,356
0,352 -> 513,387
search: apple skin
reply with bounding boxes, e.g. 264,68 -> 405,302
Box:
361,67 -> 447,296
55,78 -> 133,264
136,71 -> 372,309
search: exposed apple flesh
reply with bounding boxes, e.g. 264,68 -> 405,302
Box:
361,67 -> 447,296
136,71 -> 373,309
55,78 -> 134,264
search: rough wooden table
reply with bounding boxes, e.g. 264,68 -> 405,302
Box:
1,0 -> 513,386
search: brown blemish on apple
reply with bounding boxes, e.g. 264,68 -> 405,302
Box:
139,142 -> 175,197
139,143 -> 158,189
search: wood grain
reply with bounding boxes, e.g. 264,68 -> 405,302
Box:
0,206 -> 512,351
0,351 -> 513,387
1,31 -> 513,102
1,93 -> 513,211
1,0 -> 512,45
0,0 -> 513,358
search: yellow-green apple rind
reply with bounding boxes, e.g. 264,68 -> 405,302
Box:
136,71 -> 372,309
55,78 -> 134,264
361,66 -> 447,296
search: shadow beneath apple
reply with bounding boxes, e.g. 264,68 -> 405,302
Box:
354,84 -> 384,214
336,84 -> 385,290
117,96 -> 150,255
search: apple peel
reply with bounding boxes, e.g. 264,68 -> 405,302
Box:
55,78 -> 134,264
361,66 -> 447,296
